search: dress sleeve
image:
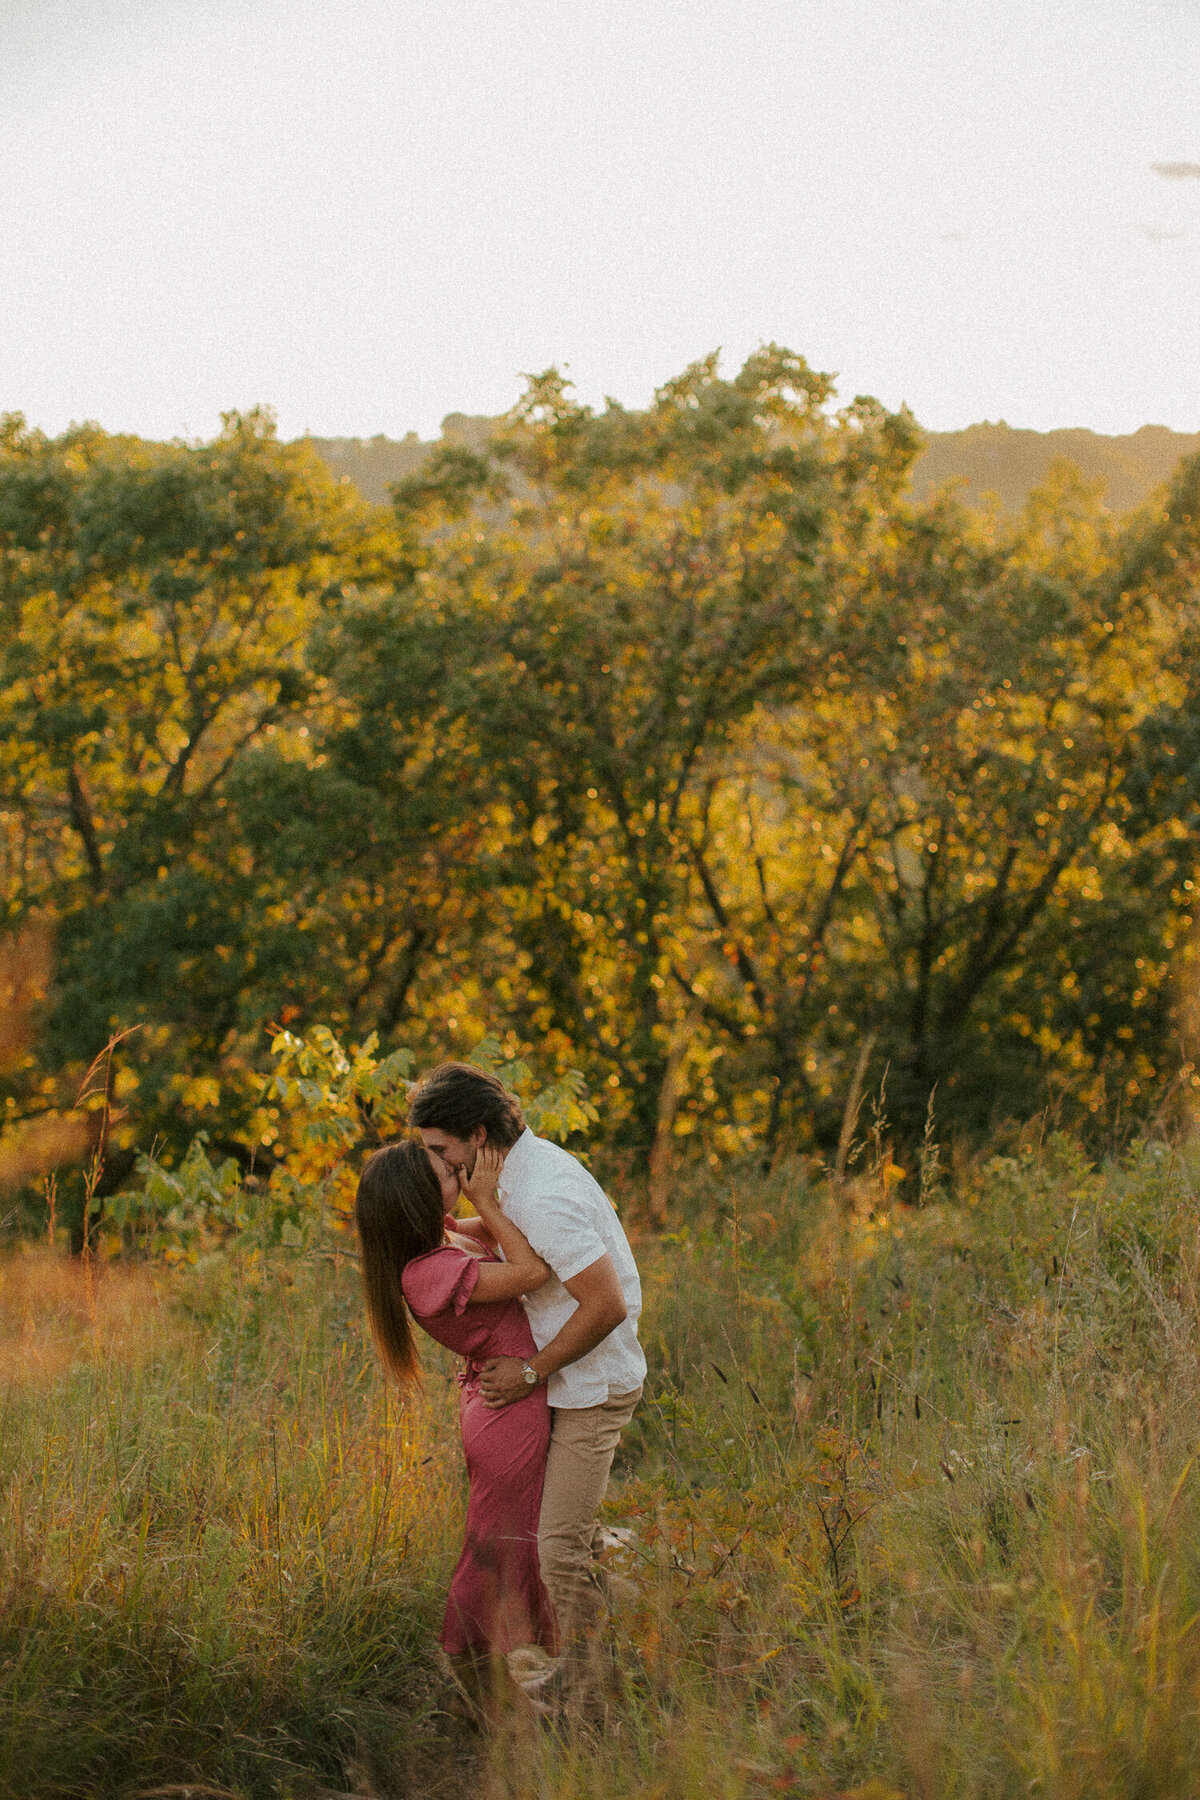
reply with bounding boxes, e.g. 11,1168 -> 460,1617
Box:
402,1246 -> 481,1319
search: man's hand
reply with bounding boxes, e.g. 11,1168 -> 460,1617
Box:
479,1355 -> 532,1409
477,1254 -> 628,1409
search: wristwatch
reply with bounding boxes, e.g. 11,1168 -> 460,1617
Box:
522,1362 -> 540,1386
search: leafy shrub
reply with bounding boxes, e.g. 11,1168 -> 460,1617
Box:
102,1026 -> 598,1262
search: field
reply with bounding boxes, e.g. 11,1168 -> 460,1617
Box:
4,1130 -> 1200,1799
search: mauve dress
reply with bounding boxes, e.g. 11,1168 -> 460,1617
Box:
402,1228 -> 559,1656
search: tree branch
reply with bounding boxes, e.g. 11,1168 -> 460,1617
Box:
67,764 -> 104,894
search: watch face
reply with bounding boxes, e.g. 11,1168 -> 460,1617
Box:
524,1366 -> 537,1383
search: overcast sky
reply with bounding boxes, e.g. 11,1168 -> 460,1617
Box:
2,0 -> 1198,442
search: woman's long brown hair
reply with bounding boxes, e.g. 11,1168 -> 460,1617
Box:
355,1140 -> 446,1385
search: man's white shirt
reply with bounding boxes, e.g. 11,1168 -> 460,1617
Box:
496,1129 -> 647,1409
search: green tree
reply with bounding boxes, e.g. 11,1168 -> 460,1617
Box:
0,409 -> 385,1162
323,349 -> 921,1158
673,462 -> 1197,1152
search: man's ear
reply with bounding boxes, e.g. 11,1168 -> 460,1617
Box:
473,1125 -> 488,1148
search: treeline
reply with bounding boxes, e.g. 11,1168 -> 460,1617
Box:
310,416 -> 1200,515
2,348 -> 1199,1204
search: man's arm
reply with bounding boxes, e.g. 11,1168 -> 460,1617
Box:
479,1254 -> 627,1409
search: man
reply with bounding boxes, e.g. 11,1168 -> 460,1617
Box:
410,1061 -> 646,1704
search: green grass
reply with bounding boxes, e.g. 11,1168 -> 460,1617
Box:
6,1132 -> 1200,1797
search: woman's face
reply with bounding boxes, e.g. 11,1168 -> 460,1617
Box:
426,1147 -> 460,1210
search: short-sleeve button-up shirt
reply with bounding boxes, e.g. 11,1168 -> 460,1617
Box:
497,1130 -> 647,1408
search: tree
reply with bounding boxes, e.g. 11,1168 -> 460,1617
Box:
4,378 -> 1198,1197
0,409 -> 387,1162
323,350 -> 920,1159
672,462 -> 1197,1152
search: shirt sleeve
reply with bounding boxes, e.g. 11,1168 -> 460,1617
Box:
518,1190 -> 607,1285
402,1246 -> 480,1318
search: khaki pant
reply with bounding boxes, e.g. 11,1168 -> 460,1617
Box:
537,1386 -> 642,1691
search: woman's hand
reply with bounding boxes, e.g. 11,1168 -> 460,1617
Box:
461,1143 -> 505,1214
458,1143 -> 553,1306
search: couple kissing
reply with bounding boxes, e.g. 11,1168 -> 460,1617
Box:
353,1060 -> 646,1725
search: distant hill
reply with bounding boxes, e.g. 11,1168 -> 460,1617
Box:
304,414 -> 495,506
907,422 -> 1200,513
304,417 -> 1200,515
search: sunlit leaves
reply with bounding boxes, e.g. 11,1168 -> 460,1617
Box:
3,366 -> 1200,1178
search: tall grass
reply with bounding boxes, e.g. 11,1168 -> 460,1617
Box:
6,1133 -> 1200,1796
0,1245 -> 464,1797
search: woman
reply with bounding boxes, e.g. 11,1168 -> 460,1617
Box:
354,1138 -> 558,1722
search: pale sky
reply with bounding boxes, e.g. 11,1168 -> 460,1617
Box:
2,0 -> 1199,442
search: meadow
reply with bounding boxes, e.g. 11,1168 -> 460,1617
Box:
6,338 -> 1200,1800
5,1123 -> 1200,1800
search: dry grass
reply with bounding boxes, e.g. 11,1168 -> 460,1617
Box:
5,1135 -> 1200,1797
0,1246 -> 472,1798
0,1246 -> 171,1385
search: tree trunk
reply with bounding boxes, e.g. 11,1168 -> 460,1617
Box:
67,764 -> 104,894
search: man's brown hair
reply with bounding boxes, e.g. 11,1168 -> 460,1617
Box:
408,1061 -> 526,1149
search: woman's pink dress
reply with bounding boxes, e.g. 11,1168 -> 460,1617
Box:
402,1228 -> 559,1656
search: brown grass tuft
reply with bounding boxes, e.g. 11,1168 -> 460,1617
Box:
0,1246 -> 170,1384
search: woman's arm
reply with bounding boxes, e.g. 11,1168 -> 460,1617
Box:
447,1215 -> 495,1245
479,1256 -> 628,1407
460,1146 -> 551,1306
